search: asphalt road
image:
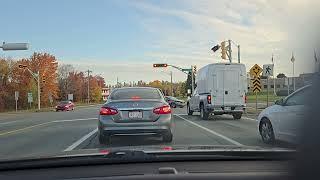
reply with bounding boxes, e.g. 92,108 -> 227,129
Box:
0,105 -> 292,160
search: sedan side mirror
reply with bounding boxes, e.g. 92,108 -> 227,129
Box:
275,98 -> 284,106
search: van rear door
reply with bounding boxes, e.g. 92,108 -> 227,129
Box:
212,66 -> 225,106
223,65 -> 242,106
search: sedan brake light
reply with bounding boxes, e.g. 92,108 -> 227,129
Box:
153,105 -> 171,114
100,107 -> 118,115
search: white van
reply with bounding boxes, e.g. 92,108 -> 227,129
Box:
187,63 -> 247,120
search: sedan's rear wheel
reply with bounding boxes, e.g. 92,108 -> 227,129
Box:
99,134 -> 110,145
163,131 -> 173,142
260,119 -> 275,144
171,103 -> 177,108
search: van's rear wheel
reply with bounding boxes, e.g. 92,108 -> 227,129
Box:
187,104 -> 193,115
232,113 -> 242,120
200,104 -> 209,120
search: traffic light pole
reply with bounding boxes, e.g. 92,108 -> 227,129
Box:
191,65 -> 194,94
228,40 -> 232,63
170,71 -> 173,96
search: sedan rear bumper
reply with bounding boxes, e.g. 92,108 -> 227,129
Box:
100,125 -> 170,136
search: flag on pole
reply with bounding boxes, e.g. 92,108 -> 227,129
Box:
271,54 -> 274,64
315,49 -> 318,62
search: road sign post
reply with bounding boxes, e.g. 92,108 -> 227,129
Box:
27,92 -> 33,109
250,64 -> 262,113
263,64 -> 274,107
15,91 -> 19,112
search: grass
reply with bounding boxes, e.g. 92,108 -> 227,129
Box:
246,93 -> 285,103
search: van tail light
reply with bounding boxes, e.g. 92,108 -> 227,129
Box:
153,105 -> 171,114
100,107 -> 118,115
244,95 -> 247,103
207,95 -> 212,104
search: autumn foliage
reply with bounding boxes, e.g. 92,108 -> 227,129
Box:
0,52 -> 105,111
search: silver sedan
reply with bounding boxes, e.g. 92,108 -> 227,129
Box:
98,87 -> 173,144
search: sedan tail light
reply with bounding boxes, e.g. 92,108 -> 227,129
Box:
100,107 -> 118,115
207,95 -> 212,104
153,105 -> 171,114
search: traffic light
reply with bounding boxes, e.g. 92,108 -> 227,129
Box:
221,41 -> 227,60
211,45 -> 220,52
193,66 -> 197,74
153,64 -> 168,68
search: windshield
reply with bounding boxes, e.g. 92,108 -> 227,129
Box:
0,0 -> 318,162
110,88 -> 161,100
59,101 -> 70,105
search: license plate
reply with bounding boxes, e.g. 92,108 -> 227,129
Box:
225,107 -> 231,111
128,111 -> 143,119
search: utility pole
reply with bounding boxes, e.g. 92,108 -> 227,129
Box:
291,53 -> 295,91
86,70 -> 92,104
237,45 -> 240,63
116,77 -> 119,88
37,70 -> 40,110
228,40 -> 232,63
272,54 -> 276,95
170,71 -> 173,96
191,65 -> 195,94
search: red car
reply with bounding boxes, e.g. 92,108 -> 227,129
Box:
55,101 -> 75,111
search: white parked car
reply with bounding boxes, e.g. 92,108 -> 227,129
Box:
257,85 -> 312,144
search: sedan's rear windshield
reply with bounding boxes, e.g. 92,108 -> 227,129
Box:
110,88 -> 161,100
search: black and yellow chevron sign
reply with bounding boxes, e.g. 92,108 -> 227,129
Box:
252,76 -> 261,93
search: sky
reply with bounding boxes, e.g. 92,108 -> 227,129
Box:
1,0 -> 319,85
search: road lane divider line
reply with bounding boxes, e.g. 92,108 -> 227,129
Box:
174,115 -> 244,146
242,117 -> 257,121
0,118 -> 97,137
64,128 -> 98,151
0,120 -> 23,125
52,118 -> 97,123
173,114 -> 188,116
0,122 -> 52,136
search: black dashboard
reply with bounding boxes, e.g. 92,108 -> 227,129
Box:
0,160 -> 292,180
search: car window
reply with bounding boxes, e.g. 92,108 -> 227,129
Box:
110,88 -> 161,100
285,87 -> 311,106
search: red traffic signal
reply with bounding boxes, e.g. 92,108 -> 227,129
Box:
153,64 -> 168,68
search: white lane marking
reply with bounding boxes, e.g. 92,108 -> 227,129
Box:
242,117 -> 257,121
0,120 -> 22,125
174,115 -> 244,146
64,128 -> 98,151
173,113 -> 188,116
0,118 -> 97,137
52,118 -> 97,123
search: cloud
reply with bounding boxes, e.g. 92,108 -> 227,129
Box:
60,0 -> 320,84
131,0 -> 320,78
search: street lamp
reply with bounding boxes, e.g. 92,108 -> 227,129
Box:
291,53 -> 295,91
18,61 -> 57,110
0,42 -> 29,51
